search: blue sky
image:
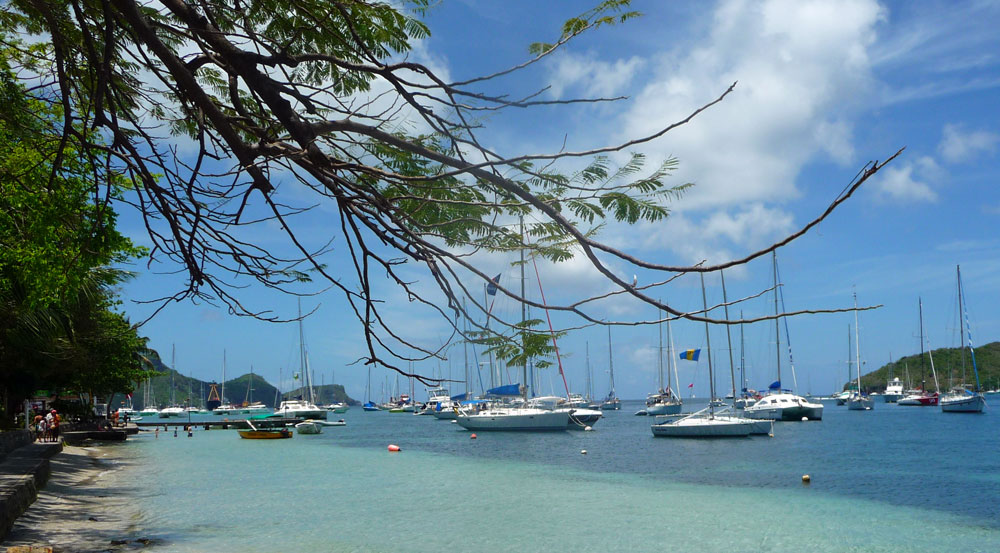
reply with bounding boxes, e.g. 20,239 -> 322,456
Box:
116,0 -> 1000,402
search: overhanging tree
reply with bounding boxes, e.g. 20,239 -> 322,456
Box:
1,0 -> 898,384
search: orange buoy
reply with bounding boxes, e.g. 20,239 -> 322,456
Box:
470,434 -> 477,440
388,444 -> 401,452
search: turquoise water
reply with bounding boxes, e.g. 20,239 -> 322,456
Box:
116,400 -> 1000,552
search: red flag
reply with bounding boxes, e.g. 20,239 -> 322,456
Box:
687,383 -> 694,388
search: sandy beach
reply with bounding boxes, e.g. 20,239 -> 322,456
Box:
3,443 -> 148,552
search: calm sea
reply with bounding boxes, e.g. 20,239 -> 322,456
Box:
112,398 -> 1000,552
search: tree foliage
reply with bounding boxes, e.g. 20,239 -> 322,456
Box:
0,0 -> 898,385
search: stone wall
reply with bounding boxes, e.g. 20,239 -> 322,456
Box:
0,431 -> 33,463
0,434 -> 62,540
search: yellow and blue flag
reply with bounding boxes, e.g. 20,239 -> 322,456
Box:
679,348 -> 701,361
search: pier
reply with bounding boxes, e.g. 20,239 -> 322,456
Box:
134,418 -> 301,430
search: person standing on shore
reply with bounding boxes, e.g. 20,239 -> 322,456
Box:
50,410 -> 60,442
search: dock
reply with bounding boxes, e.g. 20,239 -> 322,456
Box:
134,418 -> 301,430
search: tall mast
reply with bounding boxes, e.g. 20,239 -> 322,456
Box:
607,326 -> 616,398
847,324 -> 852,390
519,215 -> 527,400
958,265 -> 981,392
958,265 -> 967,387
721,270 -> 736,405
667,316 -> 679,398
739,311 -> 745,397
700,272 -> 715,415
853,291 -> 862,393
773,252 -> 781,387
221,350 -> 226,405
463,297 -> 470,398
585,342 -> 592,400
919,297 -> 926,391
657,304 -> 664,392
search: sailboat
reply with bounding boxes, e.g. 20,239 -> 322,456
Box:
646,309 -> 682,415
273,301 -> 326,420
600,327 -> 622,410
846,292 -> 874,410
898,298 -> 939,406
651,273 -> 755,437
940,265 -> 987,413
214,351 -> 241,415
362,365 -> 380,411
455,221 -> 571,432
243,366 -> 270,413
138,374 -> 159,416
158,345 -> 185,418
743,253 -> 823,421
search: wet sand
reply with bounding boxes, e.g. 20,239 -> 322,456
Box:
3,444 -> 148,552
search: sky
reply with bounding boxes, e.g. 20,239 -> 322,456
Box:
115,0 -> 1000,403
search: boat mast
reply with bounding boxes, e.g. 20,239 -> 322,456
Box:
958,265 -> 967,387
463,297 -> 470,398
721,270 -> 736,405
585,342 -> 592,401
846,324 -> 852,391
607,326 -> 616,399
958,265 -> 982,392
171,344 -> 176,406
853,292 -> 862,394
520,215 -> 528,400
667,316 -> 679,399
772,252 -> 781,389
700,273 -> 715,416
221,350 -> 226,405
739,311 -> 745,397
657,304 -> 664,393
919,297 -> 926,392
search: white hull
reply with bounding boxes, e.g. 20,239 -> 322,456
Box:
743,393 -> 823,421
847,396 -> 875,410
940,393 -> 986,413
882,393 -> 902,403
651,415 -> 752,438
295,421 -> 322,434
138,409 -> 159,417
158,406 -> 185,418
646,402 -> 682,416
274,400 -> 327,420
456,407 -> 569,431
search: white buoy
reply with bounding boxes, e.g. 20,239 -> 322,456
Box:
583,426 -> 593,431
581,450 -> 587,455
802,474 -> 811,484
801,416 -> 808,421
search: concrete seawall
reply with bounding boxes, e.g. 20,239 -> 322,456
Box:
0,432 -> 63,541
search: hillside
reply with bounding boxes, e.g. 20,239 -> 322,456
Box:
854,341 -> 1000,392
110,357 -> 356,410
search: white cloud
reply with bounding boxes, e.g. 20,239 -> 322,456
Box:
547,52 -> 646,99
938,123 -> 999,163
609,0 -> 884,212
870,156 -> 940,203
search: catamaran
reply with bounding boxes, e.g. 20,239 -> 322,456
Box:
743,253 -> 823,421
273,301 -> 326,420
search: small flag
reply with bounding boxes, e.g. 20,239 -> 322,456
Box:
679,348 -> 701,361
293,373 -> 300,380
486,273 -> 501,296
688,383 -> 694,388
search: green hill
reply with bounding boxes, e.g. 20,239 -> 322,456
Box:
855,341 -> 1000,392
284,384 -> 357,406
109,357 -> 356,410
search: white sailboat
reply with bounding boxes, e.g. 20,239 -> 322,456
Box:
646,308 -> 682,416
138,374 -> 158,417
941,265 -> 987,413
214,351 -> 241,415
847,292 -> 874,410
651,273 -> 756,438
455,220 -> 571,432
744,253 -> 823,422
600,327 -> 621,410
273,301 -> 326,420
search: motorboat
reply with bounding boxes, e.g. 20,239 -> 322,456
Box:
883,377 -> 904,403
158,405 -> 185,418
273,399 -> 327,420
898,391 -> 938,406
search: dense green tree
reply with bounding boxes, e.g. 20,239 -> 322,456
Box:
0,0 -> 896,384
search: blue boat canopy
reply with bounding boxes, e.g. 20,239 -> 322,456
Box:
486,384 -> 521,396
768,380 -> 781,390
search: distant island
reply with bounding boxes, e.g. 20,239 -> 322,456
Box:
852,341 -> 999,393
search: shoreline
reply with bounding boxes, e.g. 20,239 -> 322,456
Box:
2,442 -> 149,552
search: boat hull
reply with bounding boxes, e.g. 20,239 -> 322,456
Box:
940,393 -> 986,413
295,422 -> 322,434
847,397 -> 875,410
238,429 -> 293,439
898,393 -> 938,406
744,395 -> 823,421
566,408 -> 603,429
456,409 -> 569,431
651,416 -> 752,438
646,402 -> 683,416
882,393 -> 902,403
